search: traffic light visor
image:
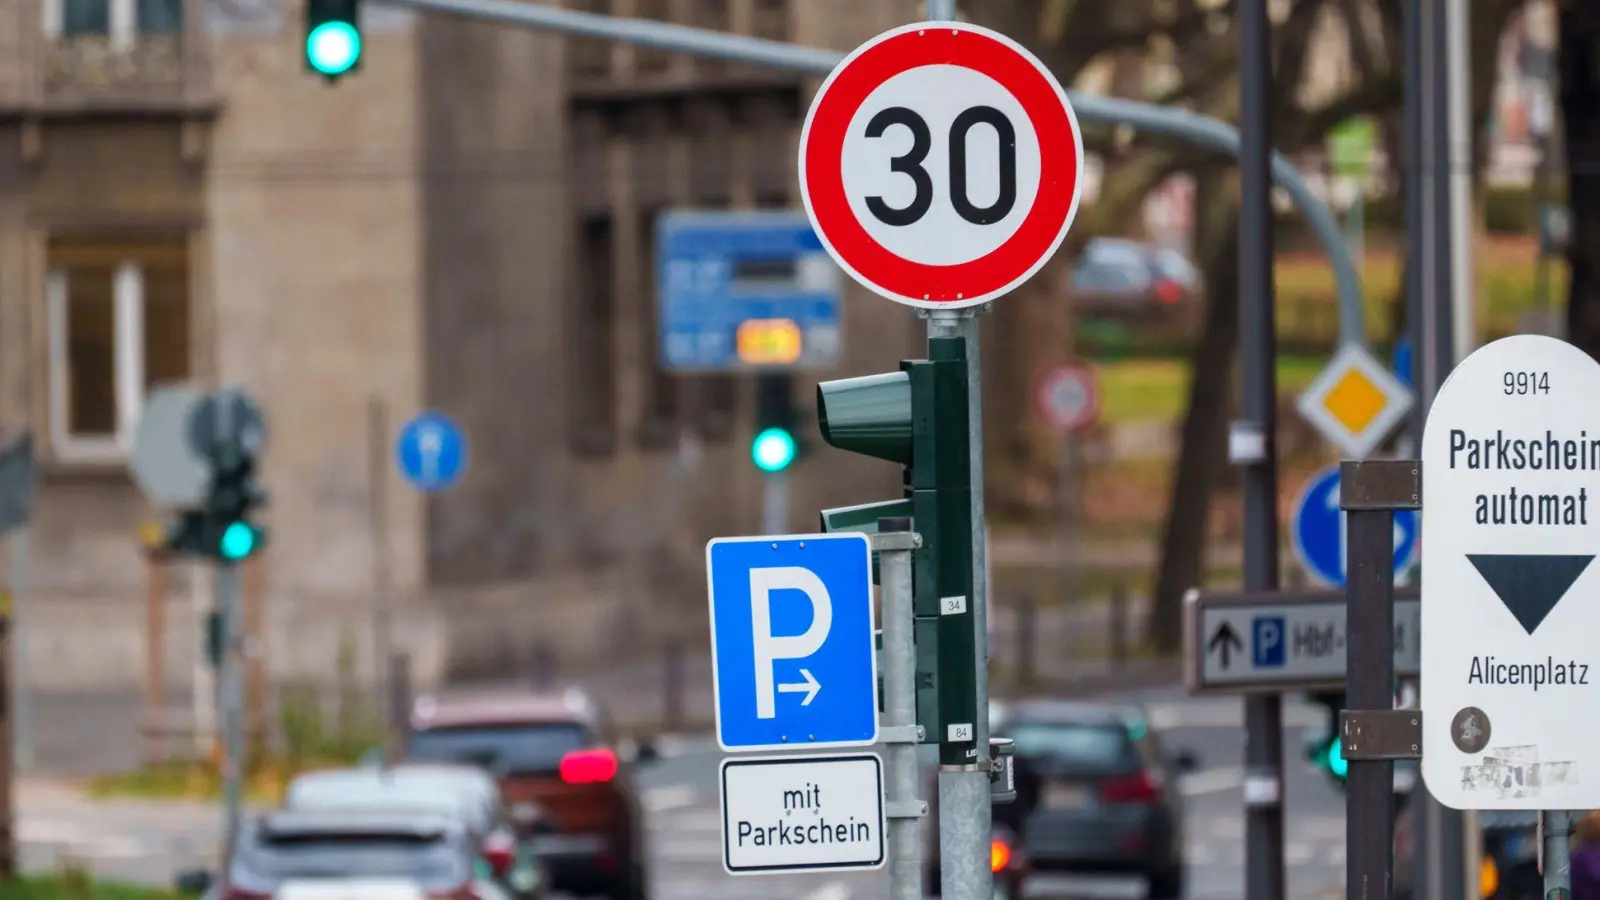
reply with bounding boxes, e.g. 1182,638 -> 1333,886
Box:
307,21 -> 361,75
751,427 -> 797,473
816,371 -> 913,464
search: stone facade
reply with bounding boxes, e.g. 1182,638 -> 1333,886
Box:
0,0 -> 924,693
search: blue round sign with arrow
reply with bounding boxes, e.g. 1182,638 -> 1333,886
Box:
395,412 -> 467,493
1291,463 -> 1419,588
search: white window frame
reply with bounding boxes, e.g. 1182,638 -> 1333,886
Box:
47,261 -> 147,464
42,0 -> 141,49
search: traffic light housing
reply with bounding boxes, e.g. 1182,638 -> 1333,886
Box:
816,336 -> 973,761
1305,691 -> 1348,783
751,374 -> 800,473
304,0 -> 363,79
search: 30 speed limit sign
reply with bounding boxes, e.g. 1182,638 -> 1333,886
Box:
1035,363 -> 1101,434
799,22 -> 1084,309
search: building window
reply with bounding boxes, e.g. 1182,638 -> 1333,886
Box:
570,215 -> 618,456
46,236 -> 191,464
637,206 -> 678,449
47,0 -> 180,43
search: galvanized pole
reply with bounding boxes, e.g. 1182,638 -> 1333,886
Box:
1543,810 -> 1572,898
1057,436 -> 1081,606
367,397 -> 395,747
9,527 -> 29,772
875,518 -> 924,900
215,397 -> 245,869
759,473 -> 789,535
1236,4 -> 1286,900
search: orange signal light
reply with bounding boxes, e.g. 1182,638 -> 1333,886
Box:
990,839 -> 1011,873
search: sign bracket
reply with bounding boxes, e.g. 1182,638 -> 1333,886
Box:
1340,710 -> 1422,761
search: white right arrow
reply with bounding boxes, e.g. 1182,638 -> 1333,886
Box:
777,668 -> 821,706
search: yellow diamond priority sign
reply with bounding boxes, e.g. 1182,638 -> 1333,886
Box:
1295,343 -> 1414,459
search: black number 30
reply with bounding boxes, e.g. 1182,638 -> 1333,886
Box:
863,105 -> 1018,228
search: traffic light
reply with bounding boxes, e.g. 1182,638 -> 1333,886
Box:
816,336 -> 973,761
201,421 -> 269,563
305,0 -> 362,79
751,374 -> 799,473
1305,691 -> 1349,783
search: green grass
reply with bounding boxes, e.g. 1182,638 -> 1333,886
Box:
0,874 -> 184,900
1097,356 -> 1322,424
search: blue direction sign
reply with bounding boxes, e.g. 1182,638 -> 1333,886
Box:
707,533 -> 878,752
657,210 -> 843,372
395,412 -> 467,493
1291,463 -> 1419,588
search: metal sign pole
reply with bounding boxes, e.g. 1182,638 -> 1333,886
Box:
214,398 -> 246,870
9,527 -> 29,773
1058,434 -> 1082,605
1544,811 -> 1572,899
875,519 -> 925,900
760,472 -> 789,536
1339,460 -> 1422,900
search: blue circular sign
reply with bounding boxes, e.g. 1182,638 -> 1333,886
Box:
1291,464 -> 1419,588
395,412 -> 467,493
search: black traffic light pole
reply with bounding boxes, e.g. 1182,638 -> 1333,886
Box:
211,400 -> 248,872
1339,459 -> 1423,900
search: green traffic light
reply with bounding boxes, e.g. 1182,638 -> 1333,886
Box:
1326,739 -> 1348,778
219,521 -> 257,561
751,428 -> 797,473
307,21 -> 361,75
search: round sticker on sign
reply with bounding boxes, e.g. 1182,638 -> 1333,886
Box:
1034,363 -> 1101,434
798,22 -> 1085,310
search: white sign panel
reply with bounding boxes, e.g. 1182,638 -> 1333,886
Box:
719,753 -> 886,875
1421,334 -> 1600,809
1188,593 -> 1420,692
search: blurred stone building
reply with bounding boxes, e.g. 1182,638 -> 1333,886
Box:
0,0 -> 925,693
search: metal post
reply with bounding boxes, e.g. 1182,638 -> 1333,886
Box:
875,518 -> 924,900
369,0 -> 1367,347
388,652 -> 411,760
191,562 -> 216,756
0,537 -> 15,878
1543,810 -> 1572,898
9,527 -> 28,772
1110,583 -> 1128,669
1340,461 -> 1422,900
760,472 -> 788,535
1016,594 -> 1036,687
1057,434 -> 1081,606
1237,4 -> 1286,900
368,398 -> 394,739
218,561 -> 245,869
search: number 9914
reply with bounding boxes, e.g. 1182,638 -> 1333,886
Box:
1505,372 -> 1550,395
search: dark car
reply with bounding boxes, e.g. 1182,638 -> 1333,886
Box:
203,807 -> 513,900
405,687 -> 648,900
996,699 -> 1197,899
1070,237 -> 1201,325
282,763 -> 550,900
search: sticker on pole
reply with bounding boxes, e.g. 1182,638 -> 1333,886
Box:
798,21 -> 1084,310
1419,334 -> 1600,809
1034,363 -> 1100,434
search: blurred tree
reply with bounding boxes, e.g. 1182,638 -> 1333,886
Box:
1559,0 -> 1600,356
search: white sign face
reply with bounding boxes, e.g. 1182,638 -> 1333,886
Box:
1188,593 -> 1420,692
799,22 -> 1084,310
719,753 -> 886,875
1421,334 -> 1600,809
1295,343 -> 1415,460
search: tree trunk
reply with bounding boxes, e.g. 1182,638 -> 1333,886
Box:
1560,1 -> 1600,357
1147,170 -> 1242,653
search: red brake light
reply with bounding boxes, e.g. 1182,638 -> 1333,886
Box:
559,748 -> 618,784
1099,772 -> 1161,804
482,831 -> 517,876
990,838 -> 1012,872
1154,278 -> 1182,304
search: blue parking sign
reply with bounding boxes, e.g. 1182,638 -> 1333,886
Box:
1253,616 -> 1286,668
706,533 -> 879,752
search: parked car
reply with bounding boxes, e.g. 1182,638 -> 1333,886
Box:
405,686 -> 648,900
187,807 -> 514,900
995,699 -> 1197,900
282,763 -> 550,900
1070,237 -> 1202,325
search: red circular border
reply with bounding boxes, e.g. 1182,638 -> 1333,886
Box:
802,26 -> 1082,305
1034,363 -> 1101,431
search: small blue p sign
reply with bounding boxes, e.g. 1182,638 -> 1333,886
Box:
1253,616 -> 1286,668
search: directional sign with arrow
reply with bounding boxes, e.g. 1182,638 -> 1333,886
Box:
1420,334 -> 1600,810
1207,622 -> 1243,670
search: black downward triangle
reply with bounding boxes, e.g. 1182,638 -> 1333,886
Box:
1467,554 -> 1595,635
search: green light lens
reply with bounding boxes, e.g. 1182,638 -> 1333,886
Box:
1327,739 -> 1348,778
220,521 -> 257,561
751,427 -> 797,473
307,21 -> 361,75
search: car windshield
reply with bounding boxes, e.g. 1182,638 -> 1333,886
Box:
406,723 -> 590,776
1151,248 -> 1199,286
286,780 -> 487,831
234,828 -> 471,889
1071,241 -> 1152,290
1005,722 -> 1140,771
